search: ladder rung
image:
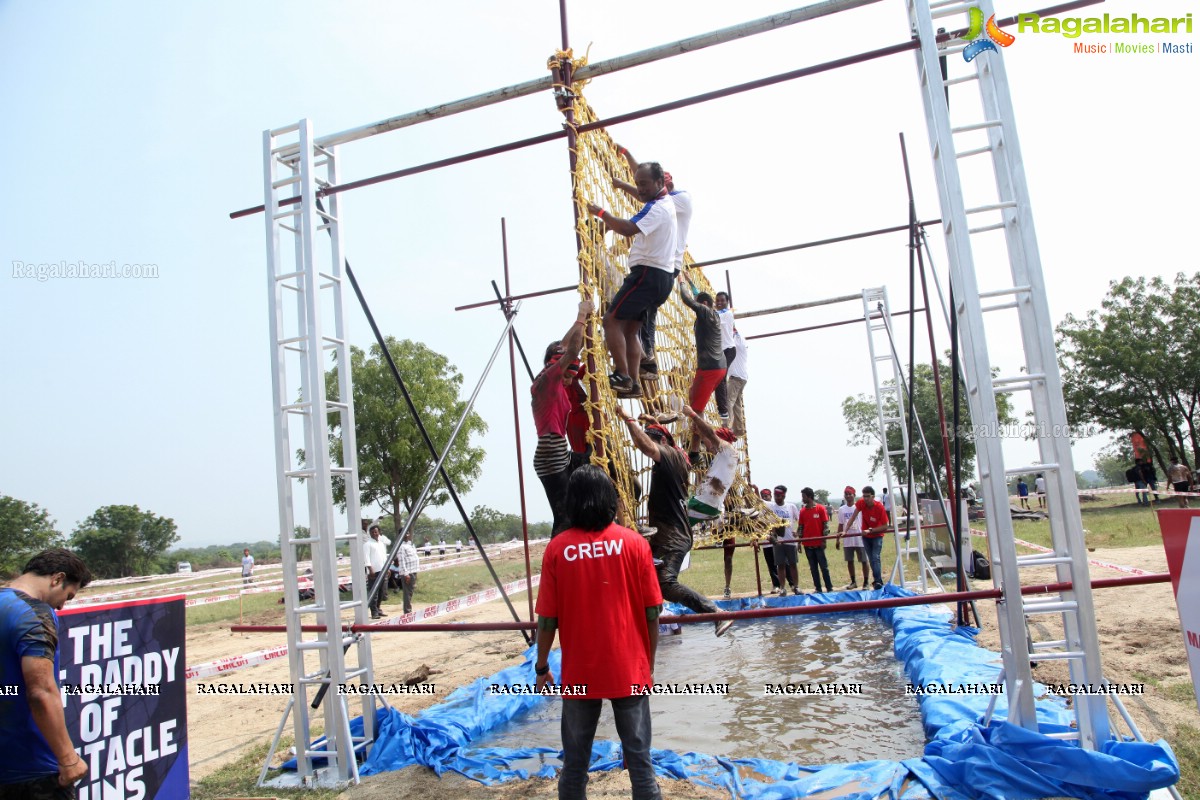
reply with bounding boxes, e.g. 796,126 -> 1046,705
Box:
322,335 -> 345,346
283,345 -> 305,353
993,373 -> 1044,387
275,270 -> 304,282
931,3 -> 974,18
978,285 -> 1031,299
290,536 -> 320,545
1031,639 -> 1070,650
929,0 -> 964,8
1016,554 -> 1071,567
956,145 -> 993,159
874,354 -> 893,361
1006,463 -> 1059,476
952,120 -> 1003,135
281,402 -> 312,411
330,467 -> 352,474
944,73 -> 979,87
272,175 -> 301,189
327,401 -> 348,410
969,222 -> 1007,234
1023,600 -> 1077,615
887,449 -> 907,457
286,468 -> 316,478
1043,731 -> 1080,741
994,383 -> 1030,395
273,207 -> 302,220
1029,651 -> 1086,662
279,223 -> 299,234
938,43 -> 967,57
278,335 -> 307,345
965,201 -> 1018,215
981,301 -> 1019,313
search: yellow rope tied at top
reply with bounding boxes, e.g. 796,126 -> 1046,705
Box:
557,55 -> 776,548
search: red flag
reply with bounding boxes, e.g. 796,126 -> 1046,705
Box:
1131,432 -> 1149,460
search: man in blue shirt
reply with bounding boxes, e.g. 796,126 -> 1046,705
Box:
1,548 -> 93,798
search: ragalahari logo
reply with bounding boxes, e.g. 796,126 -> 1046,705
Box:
962,6 -> 1016,61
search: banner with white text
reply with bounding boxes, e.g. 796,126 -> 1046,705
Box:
58,594 -> 188,799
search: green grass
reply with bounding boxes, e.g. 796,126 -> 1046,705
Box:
998,492 -> 1166,551
184,549 -> 547,627
1173,724 -> 1200,799
190,737 -> 342,800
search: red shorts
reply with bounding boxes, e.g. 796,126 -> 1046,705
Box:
689,368 -> 727,413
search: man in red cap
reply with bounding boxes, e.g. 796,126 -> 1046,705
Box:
619,411 -> 732,637
836,486 -> 869,589
532,298 -> 594,535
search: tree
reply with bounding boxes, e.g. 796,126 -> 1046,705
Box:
0,496 -> 64,577
1058,273 -> 1200,476
70,505 -> 180,578
325,338 -> 488,530
842,359 -> 1015,494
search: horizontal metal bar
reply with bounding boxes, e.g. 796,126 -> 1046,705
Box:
978,285 -> 1031,299
981,301 -> 1019,313
993,372 -> 1044,386
1006,463 -> 1059,475
966,201 -> 1018,215
955,145 -> 993,159
690,219 -> 941,269
739,292 -> 861,319
969,222 -> 1006,234
952,120 -> 1003,134
747,307 -> 925,341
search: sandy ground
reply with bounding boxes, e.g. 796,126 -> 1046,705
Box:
184,544 -> 1198,798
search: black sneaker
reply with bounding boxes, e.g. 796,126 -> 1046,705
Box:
609,372 -> 633,390
616,382 -> 643,399
639,361 -> 659,381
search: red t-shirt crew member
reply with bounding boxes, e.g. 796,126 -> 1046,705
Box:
798,488 -> 833,593
844,485 -> 890,590
535,465 -> 665,800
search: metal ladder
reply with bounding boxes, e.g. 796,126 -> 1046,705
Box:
262,119 -> 376,785
908,0 -> 1109,747
861,286 -> 930,592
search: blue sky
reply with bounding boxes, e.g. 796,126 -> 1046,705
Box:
1,1 -> 1195,547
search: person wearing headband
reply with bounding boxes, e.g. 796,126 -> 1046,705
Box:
532,298 -> 595,536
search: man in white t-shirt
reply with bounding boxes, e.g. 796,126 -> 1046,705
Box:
588,161 -> 677,399
836,487 -> 869,589
611,146 -> 691,385
1034,474 -> 1047,510
767,485 -> 801,595
725,331 -> 749,438
363,525 -> 389,619
241,548 -> 255,585
713,292 -> 737,422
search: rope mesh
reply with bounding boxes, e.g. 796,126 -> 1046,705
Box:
556,51 -> 776,547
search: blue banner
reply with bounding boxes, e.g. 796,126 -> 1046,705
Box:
59,595 -> 189,800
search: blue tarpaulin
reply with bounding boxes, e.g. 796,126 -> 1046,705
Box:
306,585 -> 1178,798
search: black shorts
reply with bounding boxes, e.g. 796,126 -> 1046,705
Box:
609,265 -> 674,322
1174,481 -> 1190,493
0,776 -> 75,800
775,544 -> 799,567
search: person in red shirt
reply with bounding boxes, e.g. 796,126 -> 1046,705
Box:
532,298 -> 594,536
844,485 -> 890,590
798,487 -> 833,593
534,465 -> 664,800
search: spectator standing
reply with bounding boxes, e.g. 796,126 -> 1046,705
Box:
757,487 -> 780,593
1168,460 -> 1192,509
534,466 -> 664,800
837,486 -> 869,589
1,549 -> 93,797
363,525 -> 388,619
397,531 -> 420,614
1034,474 -> 1047,510
844,486 -> 890,590
1016,478 -> 1031,510
241,548 -> 255,585
1139,459 -> 1160,503
799,488 -> 833,593
766,486 -> 801,595
439,538 -> 447,556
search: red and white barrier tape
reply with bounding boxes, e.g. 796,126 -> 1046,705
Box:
969,529 -> 1152,577
185,574 -> 540,680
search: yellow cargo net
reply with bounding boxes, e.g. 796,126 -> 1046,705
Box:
555,51 -> 777,548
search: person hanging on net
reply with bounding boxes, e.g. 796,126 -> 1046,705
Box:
587,162 -> 677,398
618,412 -> 733,637
677,270 -> 727,461
611,145 -> 693,383
533,298 -> 596,535
675,403 -> 741,599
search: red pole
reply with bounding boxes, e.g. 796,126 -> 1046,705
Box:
501,218 -> 536,624
230,573 -> 1170,633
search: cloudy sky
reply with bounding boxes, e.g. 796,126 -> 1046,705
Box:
2,0 -> 1195,546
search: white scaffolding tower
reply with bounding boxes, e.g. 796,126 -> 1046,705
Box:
262,119 -> 376,785
908,0 -> 1109,747
861,287 -> 935,592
